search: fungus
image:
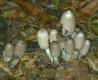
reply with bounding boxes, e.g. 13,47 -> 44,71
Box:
60,10 -> 76,36
37,28 -> 53,63
50,41 -> 60,65
14,40 -> 26,58
3,43 -> 14,62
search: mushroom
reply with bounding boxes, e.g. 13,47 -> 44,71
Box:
79,40 -> 90,58
3,43 -> 14,62
66,39 -> 75,54
58,36 -> 66,61
72,28 -> 80,38
37,28 -> 53,63
49,29 -> 58,43
50,41 -> 60,65
14,40 -> 26,58
74,32 -> 85,50
60,10 -> 76,36
65,39 -> 75,61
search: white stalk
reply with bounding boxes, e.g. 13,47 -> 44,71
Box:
79,40 -> 90,58
3,43 -> 14,62
64,53 -> 72,61
71,50 -> 79,60
14,40 -> 26,58
37,29 -> 53,63
62,50 -> 71,61
49,29 -> 58,43
74,32 -> 85,50
60,10 -> 76,35
45,48 -> 53,63
53,57 -> 59,65
62,50 -> 66,60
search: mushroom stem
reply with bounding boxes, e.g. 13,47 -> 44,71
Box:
62,51 -> 71,61
62,50 -> 66,59
53,57 -> 59,65
45,48 -> 53,63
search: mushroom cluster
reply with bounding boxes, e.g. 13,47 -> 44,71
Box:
3,40 -> 26,63
37,10 -> 91,64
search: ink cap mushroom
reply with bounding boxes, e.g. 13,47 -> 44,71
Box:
64,38 -> 75,61
79,40 -> 90,58
74,32 -> 85,50
58,36 -> 66,61
60,10 -> 76,36
49,29 -> 58,43
14,40 -> 26,58
50,41 -> 61,65
3,43 -> 14,62
37,28 -> 53,63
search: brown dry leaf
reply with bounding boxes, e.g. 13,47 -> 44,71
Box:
26,33 -> 37,41
14,68 -> 23,77
56,66 -> 68,80
15,0 -> 51,25
25,54 -> 38,69
1,8 -> 26,20
14,64 -> 27,80
81,0 -> 98,16
21,54 -> 32,62
40,69 -> 56,79
0,0 -> 6,6
0,62 -> 13,76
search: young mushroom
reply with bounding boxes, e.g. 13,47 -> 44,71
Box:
79,40 -> 90,58
60,10 -> 76,36
50,41 -> 60,65
37,28 -> 53,63
3,43 -> 14,62
72,28 -> 80,38
65,39 -> 75,61
58,36 -> 66,61
74,32 -> 85,50
14,40 -> 26,58
49,29 -> 58,43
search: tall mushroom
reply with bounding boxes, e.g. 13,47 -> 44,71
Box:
79,40 -> 90,58
74,32 -> 85,50
3,43 -> 14,62
14,40 -> 26,58
60,10 -> 76,36
49,29 -> 58,43
58,36 -> 66,61
37,28 -> 53,63
65,39 -> 75,61
50,41 -> 60,65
